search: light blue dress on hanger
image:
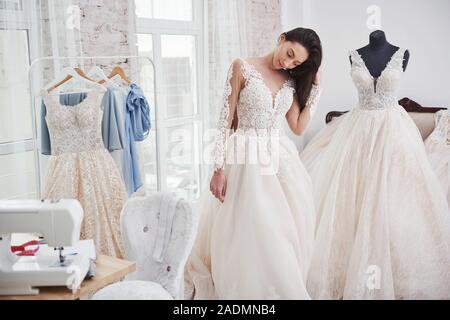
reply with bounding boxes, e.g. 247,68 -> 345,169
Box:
40,84 -> 151,195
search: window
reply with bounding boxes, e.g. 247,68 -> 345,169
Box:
161,35 -> 197,119
0,0 -> 23,11
135,0 -> 193,21
136,0 -> 205,200
0,2 -> 39,200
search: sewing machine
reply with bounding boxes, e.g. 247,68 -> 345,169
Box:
0,199 -> 95,295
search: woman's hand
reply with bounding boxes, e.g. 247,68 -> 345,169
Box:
210,169 -> 227,203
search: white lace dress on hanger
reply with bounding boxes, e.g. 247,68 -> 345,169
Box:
300,48 -> 450,299
184,58 -> 321,299
425,109 -> 450,206
41,89 -> 128,258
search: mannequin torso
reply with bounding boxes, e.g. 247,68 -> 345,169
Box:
349,30 -> 410,76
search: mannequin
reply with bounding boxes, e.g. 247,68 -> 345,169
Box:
350,30 -> 410,76
302,29 -> 450,300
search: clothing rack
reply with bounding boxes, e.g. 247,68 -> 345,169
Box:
28,55 -> 160,198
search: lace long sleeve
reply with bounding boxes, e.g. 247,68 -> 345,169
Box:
212,59 -> 243,172
305,84 -> 322,118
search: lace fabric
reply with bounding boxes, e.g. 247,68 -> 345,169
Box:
184,58 -> 318,300
425,109 -> 450,206
212,58 -> 321,171
305,84 -> 321,118
350,48 -> 405,110
427,109 -> 450,145
41,89 -> 128,258
42,90 -> 105,155
301,48 -> 450,299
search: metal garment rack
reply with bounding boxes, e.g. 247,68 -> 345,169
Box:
27,55 -> 160,198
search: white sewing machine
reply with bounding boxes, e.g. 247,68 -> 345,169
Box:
0,199 -> 95,295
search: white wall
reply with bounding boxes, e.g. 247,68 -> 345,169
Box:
281,0 -> 450,146
280,0 -> 305,150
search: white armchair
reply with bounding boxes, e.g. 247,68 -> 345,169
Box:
92,192 -> 198,300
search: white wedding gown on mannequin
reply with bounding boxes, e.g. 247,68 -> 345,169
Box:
425,110 -> 450,206
301,47 -> 450,299
184,58 -> 321,299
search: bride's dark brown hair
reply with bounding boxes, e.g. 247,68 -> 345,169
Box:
284,27 -> 322,111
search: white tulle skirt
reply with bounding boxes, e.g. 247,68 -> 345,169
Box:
184,130 -> 316,299
301,104 -> 450,299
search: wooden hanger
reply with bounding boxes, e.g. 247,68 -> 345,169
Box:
47,67 -> 99,93
99,66 -> 131,85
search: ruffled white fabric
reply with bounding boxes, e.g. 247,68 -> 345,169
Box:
186,134 -> 316,299
300,48 -> 450,299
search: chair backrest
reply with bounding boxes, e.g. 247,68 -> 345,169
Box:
407,112 -> 436,140
398,98 -> 446,140
120,192 -> 198,299
325,98 -> 446,141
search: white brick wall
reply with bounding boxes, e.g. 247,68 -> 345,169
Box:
39,0 -> 137,78
38,0 -> 280,82
249,0 -> 282,57
36,0 -> 139,193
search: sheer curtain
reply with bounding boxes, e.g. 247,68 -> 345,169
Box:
0,0 -> 140,200
0,0 -> 88,200
206,0 -> 252,130
0,0 -> 41,200
203,1 -> 302,186
196,0 -> 252,195
32,0 -> 143,197
206,0 -> 304,168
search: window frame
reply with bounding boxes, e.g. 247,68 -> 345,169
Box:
0,0 -> 41,199
136,0 -> 208,198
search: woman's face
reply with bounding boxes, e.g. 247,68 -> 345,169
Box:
273,34 -> 309,70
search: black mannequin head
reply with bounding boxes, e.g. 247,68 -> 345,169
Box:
369,30 -> 389,49
352,29 -> 409,79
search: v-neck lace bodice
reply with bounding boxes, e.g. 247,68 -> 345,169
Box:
350,48 -> 406,110
236,59 -> 296,131
212,58 -> 322,171
240,60 -> 293,108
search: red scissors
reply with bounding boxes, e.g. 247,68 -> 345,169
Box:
11,240 -> 40,256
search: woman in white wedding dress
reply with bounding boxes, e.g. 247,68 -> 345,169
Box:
301,46 -> 450,299
184,28 -> 322,299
